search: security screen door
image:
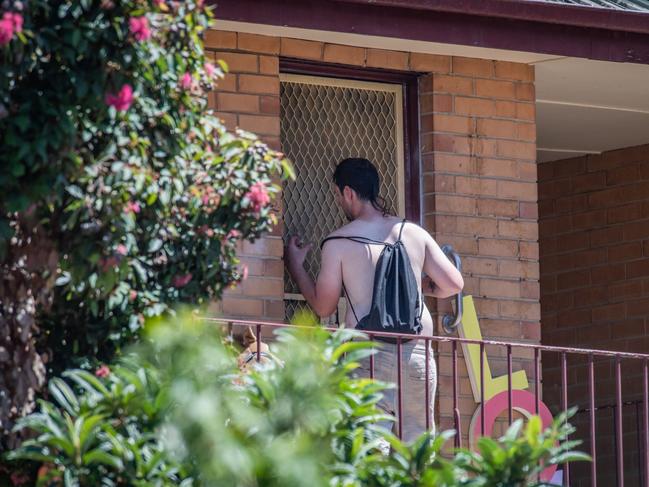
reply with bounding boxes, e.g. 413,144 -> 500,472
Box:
280,73 -> 406,324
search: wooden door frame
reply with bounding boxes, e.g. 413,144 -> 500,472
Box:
279,57 -> 422,224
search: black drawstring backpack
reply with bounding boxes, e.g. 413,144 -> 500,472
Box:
321,219 -> 423,341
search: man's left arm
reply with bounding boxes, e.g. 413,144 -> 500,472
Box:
285,236 -> 342,318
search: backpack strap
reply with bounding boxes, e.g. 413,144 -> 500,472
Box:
397,218 -> 407,241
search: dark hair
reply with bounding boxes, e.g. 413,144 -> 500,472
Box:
333,158 -> 390,215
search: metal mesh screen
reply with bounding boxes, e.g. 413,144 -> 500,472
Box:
279,75 -> 404,323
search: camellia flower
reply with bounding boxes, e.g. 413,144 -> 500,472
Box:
129,290 -> 138,301
204,62 -> 215,78
123,200 -> 141,214
116,244 -> 127,255
4,12 -> 22,32
172,273 -> 193,288
226,229 -> 241,240
105,84 -> 134,112
129,16 -> 151,41
246,182 -> 271,212
95,365 -> 111,378
0,16 -> 14,45
180,72 -> 192,90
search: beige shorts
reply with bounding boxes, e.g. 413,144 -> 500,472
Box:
358,339 -> 437,443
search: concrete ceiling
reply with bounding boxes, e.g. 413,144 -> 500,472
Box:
215,20 -> 649,164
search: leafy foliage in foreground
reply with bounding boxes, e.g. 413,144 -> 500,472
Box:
7,313 -> 589,486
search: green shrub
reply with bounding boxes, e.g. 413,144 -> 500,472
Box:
0,0 -> 290,435
7,312 -> 589,486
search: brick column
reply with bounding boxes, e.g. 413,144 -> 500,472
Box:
205,31 -> 285,322
420,57 -> 539,442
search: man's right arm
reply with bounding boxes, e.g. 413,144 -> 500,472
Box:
422,232 -> 464,298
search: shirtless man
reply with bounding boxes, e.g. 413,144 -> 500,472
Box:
285,157 -> 464,441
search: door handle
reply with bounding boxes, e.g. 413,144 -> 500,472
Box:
441,245 -> 463,334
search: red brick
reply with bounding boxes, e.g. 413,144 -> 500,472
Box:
480,278 -> 520,298
499,220 -> 538,240
499,260 -> 540,279
556,232 -> 589,252
515,83 -> 535,101
455,176 -> 498,196
476,119 -> 517,139
409,52 -> 450,72
622,219 -> 649,240
238,114 -> 280,136
590,226 -> 623,247
366,49 -> 408,70
431,134 -> 472,154
626,297 -> 649,317
323,44 -> 366,66
435,195 -> 476,214
495,100 -> 516,118
259,55 -> 279,75
433,94 -> 453,112
432,114 -> 473,134
607,203 -> 642,224
478,238 -> 518,257
477,158 -> 518,178
214,73 -> 237,92
223,297 -> 264,316
464,256 -> 499,276
608,242 -> 643,263
557,308 -> 591,327
499,300 -> 540,321
241,277 -> 284,298
497,180 -> 537,201
573,171 -> 606,193
452,57 -> 494,77
496,140 -> 536,161
475,79 -> 516,99
494,61 -> 534,81
204,30 -> 237,49
557,269 -> 590,290
237,33 -> 280,54
520,241 -> 539,259
217,52 -> 258,73
572,209 -> 607,230
515,103 -> 535,121
477,199 -> 519,217
217,92 -> 259,113
608,281 -> 643,301
264,299 -> 285,319
280,38 -> 323,59
238,74 -> 279,95
259,95 -> 280,115
433,75 -> 473,95
431,154 -> 476,173
518,202 -> 537,219
591,263 -> 626,284
455,97 -> 495,117
242,237 -> 283,257
626,259 -> 649,279
607,164 -> 640,185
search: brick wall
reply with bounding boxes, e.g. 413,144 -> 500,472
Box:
205,29 -> 539,444
539,143 -> 649,487
419,59 -> 539,442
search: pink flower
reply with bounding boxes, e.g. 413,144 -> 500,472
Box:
172,273 -> 192,288
129,290 -> 138,301
116,244 -> 127,255
4,12 -> 22,33
129,16 -> 151,41
246,182 -> 271,212
123,201 -> 141,214
0,18 -> 13,45
95,365 -> 111,378
241,264 -> 249,281
204,62 -> 215,77
154,0 -> 166,7
105,84 -> 134,112
226,229 -> 241,240
180,72 -> 192,90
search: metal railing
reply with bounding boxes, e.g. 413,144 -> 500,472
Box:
203,316 -> 649,486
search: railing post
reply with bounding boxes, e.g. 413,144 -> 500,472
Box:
644,359 -> 649,487
397,337 -> 403,440
561,352 -> 569,486
507,344 -> 513,426
589,354 -> 597,487
480,342 -> 485,436
616,357 -> 624,487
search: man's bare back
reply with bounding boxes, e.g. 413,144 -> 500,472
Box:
321,215 -> 458,335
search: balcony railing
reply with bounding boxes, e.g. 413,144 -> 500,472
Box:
204,315 -> 649,487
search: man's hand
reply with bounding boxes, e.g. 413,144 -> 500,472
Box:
285,235 -> 313,270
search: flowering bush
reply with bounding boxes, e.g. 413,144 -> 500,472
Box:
0,0 -> 290,441
6,313 -> 589,486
